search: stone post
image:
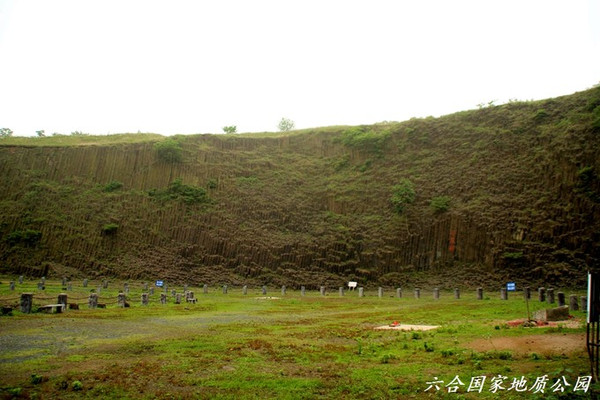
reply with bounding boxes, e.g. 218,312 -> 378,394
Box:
175,293 -> 182,304
203,284 -> 208,294
18,275 -> 23,284
102,279 -> 108,289
358,287 -> 364,297
243,285 -> 248,295
20,293 -> 33,313
67,283 -> 72,291
171,289 -> 176,296
569,295 -> 579,311
477,287 -> 483,300
582,296 -> 588,313
183,284 -> 188,292
144,282 -> 149,291
262,286 -> 267,295
83,278 -> 88,288
58,293 -> 68,309
62,277 -> 67,287
160,293 -> 167,304
88,293 -> 98,309
557,292 -> 565,307
538,287 -> 545,302
547,288 -> 555,304
339,287 -> 344,297
378,287 -> 383,298
524,287 -> 531,300
164,283 -> 168,293
9,281 -> 15,291
117,293 -> 126,307
454,288 -> 460,299
281,286 -> 286,296
433,288 -> 440,300
37,282 -> 44,290
415,288 -> 421,299
301,286 -> 306,296
141,293 -> 149,305
500,288 -> 507,300
124,283 -> 129,294
150,287 -> 154,295
320,286 -> 326,296
41,277 -> 46,285
396,288 -> 402,298
222,285 -> 228,294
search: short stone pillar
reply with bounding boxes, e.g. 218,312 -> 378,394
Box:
18,275 -> 23,284
62,277 -> 67,287
171,289 -> 176,296
41,277 -> 46,285
9,281 -> 15,291
160,293 -> 167,304
378,287 -> 383,298
569,295 -> 579,311
203,284 -> 208,294
320,286 -> 326,296
500,288 -> 507,300
37,282 -> 44,290
58,293 -> 68,308
339,287 -> 344,296
281,286 -> 286,296
262,286 -> 267,295
175,293 -> 182,304
164,283 -> 168,293
141,293 -> 149,305
358,287 -> 364,297
222,285 -> 228,294
547,288 -> 555,304
433,288 -> 440,300
67,283 -> 72,291
102,279 -> 108,289
301,286 -> 306,296
20,293 -> 33,313
83,279 -> 88,287
538,287 -> 546,302
186,291 -> 195,302
144,282 -> 149,291
124,283 -> 129,294
117,293 -> 126,307
150,287 -> 154,295
477,287 -> 483,300
582,296 -> 588,313
183,284 -> 188,292
97,286 -> 102,294
243,285 -> 248,295
396,288 -> 402,298
524,287 -> 531,300
88,293 -> 98,308
454,288 -> 460,299
557,292 -> 565,307
414,288 -> 421,299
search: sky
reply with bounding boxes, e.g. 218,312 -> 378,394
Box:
0,0 -> 599,136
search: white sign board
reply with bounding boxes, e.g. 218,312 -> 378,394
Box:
348,281 -> 358,289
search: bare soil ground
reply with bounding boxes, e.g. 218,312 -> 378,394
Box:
469,332 -> 586,355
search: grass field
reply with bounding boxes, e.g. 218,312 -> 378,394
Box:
0,277 -> 594,399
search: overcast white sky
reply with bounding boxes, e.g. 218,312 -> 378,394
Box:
0,0 -> 599,136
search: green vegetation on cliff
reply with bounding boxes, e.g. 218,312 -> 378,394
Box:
0,88 -> 599,288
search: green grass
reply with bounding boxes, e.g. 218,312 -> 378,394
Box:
0,277 -> 592,399
0,132 -> 164,147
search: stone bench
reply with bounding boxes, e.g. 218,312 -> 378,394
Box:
39,304 -> 65,313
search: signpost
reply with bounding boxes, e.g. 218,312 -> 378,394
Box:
506,282 -> 516,292
156,280 -> 164,288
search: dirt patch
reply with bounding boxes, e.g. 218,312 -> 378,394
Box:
374,324 -> 439,331
469,333 -> 586,355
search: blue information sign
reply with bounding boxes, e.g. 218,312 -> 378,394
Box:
506,282 -> 516,291
156,280 -> 164,287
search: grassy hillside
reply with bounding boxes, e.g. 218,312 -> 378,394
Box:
1,87 -> 599,289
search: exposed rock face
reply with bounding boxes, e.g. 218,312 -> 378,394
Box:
0,88 -> 599,288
